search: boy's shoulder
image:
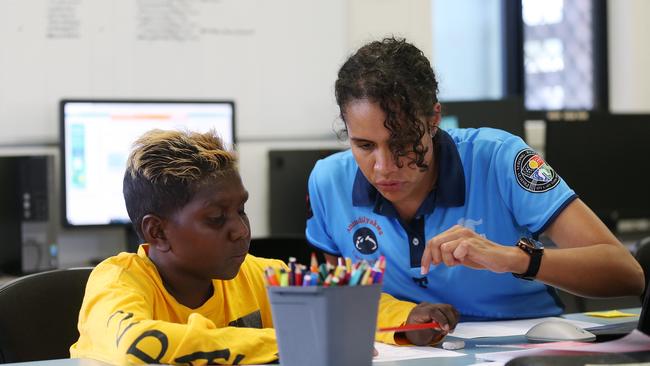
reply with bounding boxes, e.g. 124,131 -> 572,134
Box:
241,255 -> 288,273
87,250 -> 157,289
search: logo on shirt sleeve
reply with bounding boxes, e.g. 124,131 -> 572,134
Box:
514,149 -> 560,193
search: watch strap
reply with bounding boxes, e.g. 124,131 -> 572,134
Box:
513,238 -> 544,280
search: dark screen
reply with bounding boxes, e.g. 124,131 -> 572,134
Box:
269,149 -> 342,237
441,97 -> 525,138
544,115 -> 650,222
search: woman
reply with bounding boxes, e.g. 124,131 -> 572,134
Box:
306,37 -> 644,321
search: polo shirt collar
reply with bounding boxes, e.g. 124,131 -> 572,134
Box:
351,129 -> 466,213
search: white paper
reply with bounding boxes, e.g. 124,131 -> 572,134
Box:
476,330 -> 650,363
372,342 -> 464,362
520,329 -> 650,353
451,316 -> 601,339
475,348 -> 552,363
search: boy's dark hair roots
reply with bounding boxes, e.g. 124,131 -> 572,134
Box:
122,129 -> 237,240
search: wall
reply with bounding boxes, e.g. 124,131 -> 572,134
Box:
346,0 -> 432,56
0,0 -> 432,266
608,0 -> 650,113
1,0 -> 648,266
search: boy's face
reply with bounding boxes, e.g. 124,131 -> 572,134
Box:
162,171 -> 251,280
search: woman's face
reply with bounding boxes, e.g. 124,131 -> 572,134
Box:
344,99 -> 439,207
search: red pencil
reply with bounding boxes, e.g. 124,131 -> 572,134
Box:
378,321 -> 442,333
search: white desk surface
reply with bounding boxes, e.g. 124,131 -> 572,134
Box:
2,309 -> 642,366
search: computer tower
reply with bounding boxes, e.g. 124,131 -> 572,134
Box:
0,158 -> 22,274
0,156 -> 57,275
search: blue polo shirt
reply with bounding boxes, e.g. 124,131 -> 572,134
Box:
306,128 -> 577,321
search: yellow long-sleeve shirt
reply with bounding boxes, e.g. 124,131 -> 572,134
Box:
70,245 -> 417,365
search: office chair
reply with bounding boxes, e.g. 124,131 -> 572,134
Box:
0,267 -> 93,363
636,237 -> 650,300
248,236 -> 321,265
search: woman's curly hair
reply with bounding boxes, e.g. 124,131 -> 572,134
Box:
335,37 -> 439,170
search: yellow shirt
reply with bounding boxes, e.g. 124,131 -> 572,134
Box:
71,245 -> 417,365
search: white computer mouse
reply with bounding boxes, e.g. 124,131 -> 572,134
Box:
525,320 -> 596,342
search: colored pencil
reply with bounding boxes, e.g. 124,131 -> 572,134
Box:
378,322 -> 442,333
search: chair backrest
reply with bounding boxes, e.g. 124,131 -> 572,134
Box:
635,237 -> 650,298
0,267 -> 93,363
634,238 -> 650,335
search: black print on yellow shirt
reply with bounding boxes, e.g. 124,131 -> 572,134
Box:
127,329 -> 168,364
126,330 -> 245,365
108,310 -> 139,347
175,350 -> 245,365
108,309 -> 246,365
228,310 -> 262,328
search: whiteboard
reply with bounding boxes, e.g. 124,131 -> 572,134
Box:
0,0 -> 346,145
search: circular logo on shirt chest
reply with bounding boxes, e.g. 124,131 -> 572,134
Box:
352,227 -> 379,254
514,149 -> 560,193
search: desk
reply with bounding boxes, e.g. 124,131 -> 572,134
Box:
0,275 -> 17,286
376,309 -> 644,366
2,310 -> 644,366
4,360 -> 112,366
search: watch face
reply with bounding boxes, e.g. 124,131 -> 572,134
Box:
519,238 -> 544,251
519,238 -> 535,249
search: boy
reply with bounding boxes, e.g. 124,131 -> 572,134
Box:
70,129 -> 282,365
71,129 -> 452,365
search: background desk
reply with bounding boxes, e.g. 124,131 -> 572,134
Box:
2,310 -> 642,366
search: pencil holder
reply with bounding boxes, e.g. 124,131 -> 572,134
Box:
267,284 -> 381,366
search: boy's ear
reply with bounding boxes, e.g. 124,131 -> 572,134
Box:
141,214 -> 171,252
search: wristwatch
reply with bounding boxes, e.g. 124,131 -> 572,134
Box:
512,237 -> 544,280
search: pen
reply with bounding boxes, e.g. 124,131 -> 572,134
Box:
378,321 -> 442,333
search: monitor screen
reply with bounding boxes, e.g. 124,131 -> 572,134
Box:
441,97 -> 525,138
60,99 -> 235,227
544,115 -> 650,224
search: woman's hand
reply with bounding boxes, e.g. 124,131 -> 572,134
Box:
402,302 -> 459,346
420,225 -> 524,275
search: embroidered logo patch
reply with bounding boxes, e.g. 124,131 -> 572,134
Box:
352,227 -> 379,254
514,149 -> 560,192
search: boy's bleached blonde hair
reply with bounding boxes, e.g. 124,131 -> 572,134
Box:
123,129 -> 237,240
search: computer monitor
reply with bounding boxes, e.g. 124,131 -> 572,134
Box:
269,149 -> 342,237
441,97 -> 525,138
60,99 -> 236,227
544,115 -> 650,225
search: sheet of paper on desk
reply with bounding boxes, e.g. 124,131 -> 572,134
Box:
452,317 -> 601,339
522,329 -> 650,353
372,342 -> 464,362
475,330 -> 650,363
